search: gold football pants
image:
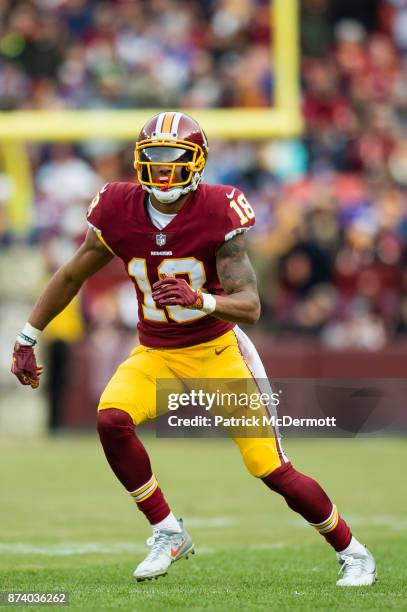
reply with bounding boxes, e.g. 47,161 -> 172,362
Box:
98,328 -> 288,477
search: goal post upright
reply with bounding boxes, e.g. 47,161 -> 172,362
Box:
0,0 -> 302,233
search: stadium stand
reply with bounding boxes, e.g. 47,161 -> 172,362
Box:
0,0 -> 406,360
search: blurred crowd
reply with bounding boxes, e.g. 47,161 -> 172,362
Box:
0,0 -> 271,110
1,0 -> 407,353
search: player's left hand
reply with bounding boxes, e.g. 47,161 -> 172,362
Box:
152,275 -> 203,309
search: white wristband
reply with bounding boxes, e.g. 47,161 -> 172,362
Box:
202,293 -> 217,314
17,322 -> 41,346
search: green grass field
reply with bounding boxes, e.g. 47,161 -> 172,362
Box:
0,435 -> 406,610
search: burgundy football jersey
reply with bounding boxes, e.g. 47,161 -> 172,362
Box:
86,182 -> 255,348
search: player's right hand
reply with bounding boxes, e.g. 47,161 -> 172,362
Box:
11,343 -> 44,389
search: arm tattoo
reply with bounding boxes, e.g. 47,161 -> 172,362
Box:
216,234 -> 258,295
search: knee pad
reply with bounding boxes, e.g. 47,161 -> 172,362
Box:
96,407 -> 134,438
240,442 -> 283,478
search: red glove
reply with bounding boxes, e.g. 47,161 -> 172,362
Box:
11,343 -> 43,389
152,275 -> 203,309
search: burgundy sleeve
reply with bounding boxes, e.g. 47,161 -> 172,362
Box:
223,187 -> 256,242
86,183 -> 110,232
85,183 -> 119,255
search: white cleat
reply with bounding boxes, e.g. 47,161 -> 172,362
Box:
336,546 -> 377,586
133,518 -> 194,582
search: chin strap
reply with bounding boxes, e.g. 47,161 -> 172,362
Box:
143,172 -> 203,203
151,187 -> 184,204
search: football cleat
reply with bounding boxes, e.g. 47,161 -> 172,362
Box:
336,546 -> 377,586
133,518 -> 194,582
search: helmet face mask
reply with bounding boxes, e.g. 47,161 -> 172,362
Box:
134,112 -> 208,201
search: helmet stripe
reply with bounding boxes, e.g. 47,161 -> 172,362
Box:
161,111 -> 176,134
154,112 -> 166,135
171,112 -> 183,136
202,129 -> 208,149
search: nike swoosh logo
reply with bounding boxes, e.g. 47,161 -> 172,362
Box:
226,189 -> 236,199
170,538 -> 186,558
215,347 -> 228,355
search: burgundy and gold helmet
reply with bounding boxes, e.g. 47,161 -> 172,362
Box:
134,111 -> 208,203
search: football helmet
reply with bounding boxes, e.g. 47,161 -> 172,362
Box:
134,112 -> 208,203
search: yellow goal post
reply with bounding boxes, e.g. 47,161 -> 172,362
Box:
0,0 -> 302,233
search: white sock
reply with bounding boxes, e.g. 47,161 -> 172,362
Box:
152,512 -> 181,533
338,536 -> 366,556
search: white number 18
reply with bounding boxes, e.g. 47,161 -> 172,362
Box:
128,257 -> 207,323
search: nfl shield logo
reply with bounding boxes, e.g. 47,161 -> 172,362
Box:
155,233 -> 166,247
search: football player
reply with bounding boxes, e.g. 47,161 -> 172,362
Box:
12,112 -> 376,586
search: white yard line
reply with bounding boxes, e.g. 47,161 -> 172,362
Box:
186,517 -> 238,527
0,543 -> 148,556
2,512 -> 404,557
0,541 -> 288,556
344,514 -> 407,530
